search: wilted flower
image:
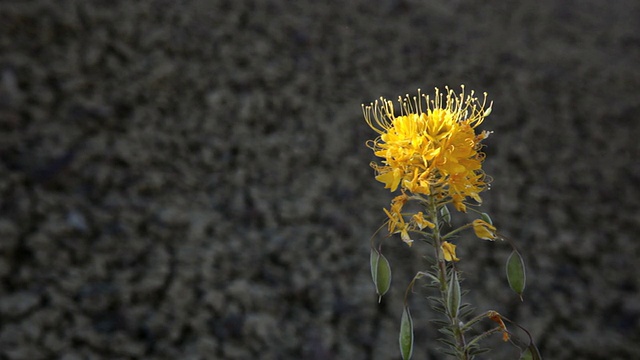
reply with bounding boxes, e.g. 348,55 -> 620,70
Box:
488,311 -> 510,342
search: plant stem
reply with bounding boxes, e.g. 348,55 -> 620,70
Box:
429,197 -> 448,291
428,197 -> 469,360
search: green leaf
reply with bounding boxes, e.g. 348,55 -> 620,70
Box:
440,205 -> 451,226
399,306 -> 414,360
506,250 -> 526,299
520,343 -> 542,360
469,347 -> 491,356
447,270 -> 461,318
459,304 -> 476,318
480,212 -> 493,225
372,250 -> 391,302
370,248 -> 379,285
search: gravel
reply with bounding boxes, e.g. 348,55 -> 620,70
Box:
1,0 -> 639,358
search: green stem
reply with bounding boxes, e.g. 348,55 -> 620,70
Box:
460,311 -> 491,332
428,196 -> 447,291
441,223 -> 473,241
428,197 -> 469,360
466,327 -> 503,349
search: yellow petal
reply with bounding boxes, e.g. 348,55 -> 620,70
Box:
472,219 -> 497,240
453,198 -> 467,212
441,241 -> 460,262
400,227 -> 413,246
411,212 -> 435,230
390,193 -> 409,214
375,168 -> 403,191
383,208 -> 399,233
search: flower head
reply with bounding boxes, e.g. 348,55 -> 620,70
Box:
364,86 -> 492,212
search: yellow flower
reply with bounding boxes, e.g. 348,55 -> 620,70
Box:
363,86 -> 492,212
383,197 -> 414,246
383,208 -> 401,234
399,224 -> 413,246
390,193 -> 409,214
441,241 -> 460,262
472,219 -> 497,240
411,212 -> 435,230
384,193 -> 408,232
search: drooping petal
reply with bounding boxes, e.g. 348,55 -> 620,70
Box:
441,241 -> 460,262
411,212 -> 435,230
472,219 -> 497,240
400,225 -> 413,246
488,311 -> 510,342
375,168 -> 403,191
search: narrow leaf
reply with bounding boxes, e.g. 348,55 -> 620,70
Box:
447,270 -> 461,318
469,347 -> 491,356
375,252 -> 391,301
520,343 -> 542,360
506,250 -> 526,299
399,306 -> 414,360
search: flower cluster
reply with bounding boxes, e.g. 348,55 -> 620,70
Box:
363,86 -> 492,213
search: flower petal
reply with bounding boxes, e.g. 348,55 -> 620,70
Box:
441,241 -> 460,262
473,219 -> 497,240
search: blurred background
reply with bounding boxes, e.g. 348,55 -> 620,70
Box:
1,0 -> 639,359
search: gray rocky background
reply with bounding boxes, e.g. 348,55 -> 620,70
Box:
1,0 -> 639,359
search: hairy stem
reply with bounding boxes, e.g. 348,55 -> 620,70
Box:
428,197 -> 469,360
